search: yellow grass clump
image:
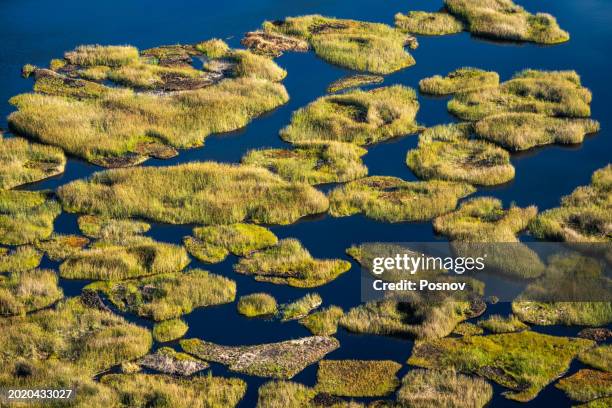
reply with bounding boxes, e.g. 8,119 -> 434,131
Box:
0,245 -> 42,273
419,67 -> 499,95
0,269 -> 63,315
237,293 -> 278,317
327,74 -> 384,93
315,359 -> 401,397
395,11 -> 464,35
0,136 -> 65,189
0,190 -> 61,246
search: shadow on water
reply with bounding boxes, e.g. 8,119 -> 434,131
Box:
1,0 -> 611,406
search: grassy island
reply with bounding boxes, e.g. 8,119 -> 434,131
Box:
237,293 -> 278,317
0,269 -> 63,315
0,245 -> 42,273
0,190 -> 61,246
316,359 -> 401,397
419,68 -> 499,95
152,318 -> 189,342
327,74 -> 384,93
0,136 -> 65,189
395,11 -> 464,35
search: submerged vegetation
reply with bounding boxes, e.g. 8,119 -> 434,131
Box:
280,85 -> 420,145
237,292 -> 278,317
397,369 -> 493,408
184,223 -> 278,263
181,336 -> 339,379
263,15 -> 415,74
328,176 -> 475,222
58,162 -> 328,225
316,359 -> 401,397
234,238 -> 350,288
395,11 -> 464,35
327,74 -> 384,93
0,136 -> 65,189
0,190 -> 61,245
444,0 -> 569,44
242,142 -> 368,185
419,68 -> 499,95
407,123 -> 515,186
530,165 -> 611,243
408,331 -> 594,402
88,269 -> 236,320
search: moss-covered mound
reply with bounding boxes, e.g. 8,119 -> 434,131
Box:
152,319 -> 189,342
78,215 -> 150,239
181,336 -> 339,379
138,347 -> 208,376
556,369 -> 612,403
395,11 -> 464,35
478,314 -> 528,333
281,85 -> 419,146
409,331 -> 594,402
300,305 -> 344,336
234,238 -> 350,288
9,42 -> 289,167
327,74 -> 384,93
328,176 -> 474,222
530,164 -> 611,243
419,68 -> 499,95
0,269 -> 63,315
407,123 -> 515,186
0,190 -> 61,245
512,254 -> 612,326
184,223 -> 278,263
0,245 -> 42,273
281,293 -> 322,321
397,369 -> 493,407
237,293 -> 278,317
100,373 -> 246,407
340,299 -> 482,340
316,359 -> 401,397
579,345 -> 612,373
474,112 -> 600,151
241,30 -> 309,57
448,70 -> 593,121
88,269 -> 235,321
444,0 -> 569,44
0,136 -> 65,189
263,15 -> 415,74
242,142 -> 368,185
58,162 -> 329,225
60,236 -> 190,280
35,234 -> 89,261
0,297 -> 151,374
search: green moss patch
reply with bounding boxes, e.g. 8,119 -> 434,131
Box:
58,162 -> 329,225
152,318 -> 189,342
408,331 -> 594,402
445,0 -> 569,44
263,15 -> 415,74
281,293 -> 322,321
60,236 -> 190,280
395,11 -> 464,35
280,85 -> 420,145
181,336 -> 339,379
242,142 -> 368,185
184,223 -> 278,263
35,234 -> 89,261
0,246 -> 42,273
0,190 -> 61,245
340,299 -> 483,340
0,269 -> 63,315
397,368 -> 493,407
316,359 -> 401,397
407,123 -> 515,186
100,373 -> 246,407
88,269 -> 235,321
478,314 -> 528,333
234,238 -> 350,288
327,74 -> 384,93
241,31 -> 309,57
580,345 -> 612,373
138,347 -> 208,376
78,215 -> 150,240
237,293 -> 278,317
300,305 -> 344,336
0,136 -> 66,189
0,297 -> 151,374
530,164 -> 611,243
448,70 -> 593,121
419,68 -> 499,95
329,176 -> 474,222
556,369 -> 612,402
452,322 -> 484,336
475,112 -> 600,151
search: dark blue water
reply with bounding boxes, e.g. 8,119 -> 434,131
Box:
1,0 -> 611,406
